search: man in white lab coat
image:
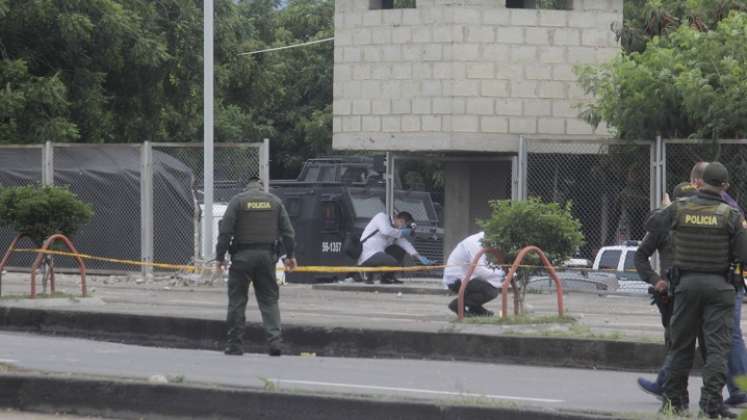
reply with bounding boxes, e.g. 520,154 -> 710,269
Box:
443,232 -> 504,317
358,211 -> 432,284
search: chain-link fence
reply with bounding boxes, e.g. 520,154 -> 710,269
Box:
0,142 -> 268,273
524,139 -> 653,260
153,144 -> 265,267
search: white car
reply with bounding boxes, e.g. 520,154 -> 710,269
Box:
592,242 -> 650,294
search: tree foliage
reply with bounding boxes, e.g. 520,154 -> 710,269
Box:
0,185 -> 94,245
479,198 -> 584,266
579,11 -> 747,140
617,0 -> 747,53
0,0 -> 333,178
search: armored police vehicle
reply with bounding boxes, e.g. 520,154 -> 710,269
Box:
206,156 -> 444,283
271,157 -> 444,283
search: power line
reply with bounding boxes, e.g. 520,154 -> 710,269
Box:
237,37 -> 334,56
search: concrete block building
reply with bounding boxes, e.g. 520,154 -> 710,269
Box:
332,0 -> 623,251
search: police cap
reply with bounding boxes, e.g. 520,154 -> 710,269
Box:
672,182 -> 696,199
703,162 -> 729,186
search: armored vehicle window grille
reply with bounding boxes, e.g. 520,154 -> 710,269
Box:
321,202 -> 341,233
414,237 -> 444,265
598,250 -> 621,270
351,196 -> 385,219
395,198 -> 430,222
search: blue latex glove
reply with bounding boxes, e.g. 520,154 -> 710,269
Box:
399,227 -> 413,237
418,255 -> 433,265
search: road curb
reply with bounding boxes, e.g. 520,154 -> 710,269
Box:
0,306 -> 665,371
0,374 -> 622,420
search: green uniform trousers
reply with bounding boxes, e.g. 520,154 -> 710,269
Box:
664,273 -> 735,410
225,249 -> 282,348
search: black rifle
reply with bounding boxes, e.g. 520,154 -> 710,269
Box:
648,286 -> 672,328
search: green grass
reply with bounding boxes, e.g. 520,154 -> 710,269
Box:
504,323 -> 626,341
456,314 -> 577,326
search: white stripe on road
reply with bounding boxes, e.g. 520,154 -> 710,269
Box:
269,378 -> 563,404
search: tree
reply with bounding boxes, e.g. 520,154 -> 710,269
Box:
578,12 -> 747,140
0,0 -> 334,178
616,0 -> 747,53
479,198 -> 584,314
0,59 -> 79,143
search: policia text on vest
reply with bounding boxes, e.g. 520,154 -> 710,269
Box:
215,178 -> 297,357
650,163 -> 747,417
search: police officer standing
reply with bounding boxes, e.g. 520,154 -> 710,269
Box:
216,176 -> 297,357
634,182 -> 696,395
654,162 -> 747,418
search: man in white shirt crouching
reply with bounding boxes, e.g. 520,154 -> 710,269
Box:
443,232 -> 504,317
358,211 -> 432,284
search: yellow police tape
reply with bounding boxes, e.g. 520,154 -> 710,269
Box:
17,247 -> 736,277
12,248 -> 448,273
14,248 -> 201,272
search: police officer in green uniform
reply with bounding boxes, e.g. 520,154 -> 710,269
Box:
216,176 -> 297,357
655,162 -> 747,418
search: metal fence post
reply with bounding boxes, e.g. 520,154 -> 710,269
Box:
660,136 -> 667,200
261,138 -> 270,193
42,141 -> 54,186
649,141 -> 656,211
140,142 -> 154,280
385,152 -> 395,218
511,155 -> 519,201
513,135 -> 527,200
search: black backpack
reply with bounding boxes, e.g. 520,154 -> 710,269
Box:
343,229 -> 379,260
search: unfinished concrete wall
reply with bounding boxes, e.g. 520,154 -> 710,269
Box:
333,0 -> 623,152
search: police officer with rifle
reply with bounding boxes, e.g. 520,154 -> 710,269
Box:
216,176 -> 297,357
650,162 -> 747,418
635,182 -> 698,396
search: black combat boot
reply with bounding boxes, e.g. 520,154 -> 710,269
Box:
268,338 -> 283,356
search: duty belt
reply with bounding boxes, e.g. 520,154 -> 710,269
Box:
234,243 -> 275,251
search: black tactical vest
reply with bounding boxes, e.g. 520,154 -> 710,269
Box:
673,201 -> 731,273
235,194 -> 279,244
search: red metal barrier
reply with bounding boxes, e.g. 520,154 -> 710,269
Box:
29,234 -> 86,299
457,246 -> 564,320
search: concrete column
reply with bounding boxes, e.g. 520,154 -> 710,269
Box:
444,159 -> 513,256
444,162 -> 471,255
468,161 -> 511,231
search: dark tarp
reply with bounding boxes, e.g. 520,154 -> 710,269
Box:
0,146 -> 194,271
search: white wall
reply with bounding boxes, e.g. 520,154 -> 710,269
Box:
332,0 -> 623,152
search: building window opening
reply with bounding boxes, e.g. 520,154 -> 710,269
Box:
370,0 -> 416,10
505,0 -> 573,9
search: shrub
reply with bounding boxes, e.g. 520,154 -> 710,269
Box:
479,198 -> 584,266
479,198 -> 584,315
0,184 -> 94,245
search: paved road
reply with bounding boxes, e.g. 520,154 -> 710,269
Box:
0,331 -> 736,417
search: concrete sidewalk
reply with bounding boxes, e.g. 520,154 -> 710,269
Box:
0,272 -> 672,342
